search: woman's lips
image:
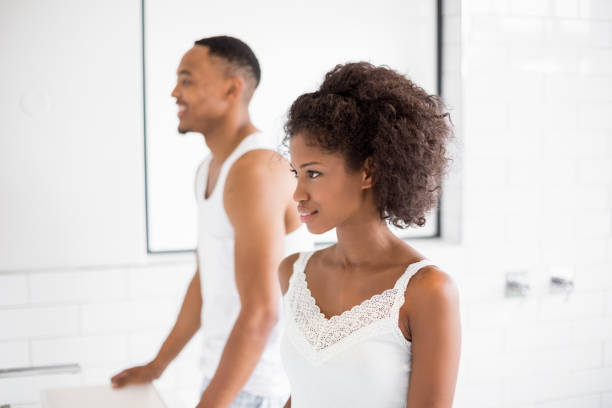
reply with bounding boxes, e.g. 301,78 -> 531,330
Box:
299,209 -> 318,223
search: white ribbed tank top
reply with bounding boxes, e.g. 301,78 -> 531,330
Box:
281,251 -> 435,407
195,132 -> 314,397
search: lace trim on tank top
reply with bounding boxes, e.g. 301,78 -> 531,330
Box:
286,251 -> 434,353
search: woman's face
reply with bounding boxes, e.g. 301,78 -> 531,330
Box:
289,132 -> 373,234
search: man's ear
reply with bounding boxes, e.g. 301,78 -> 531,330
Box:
361,157 -> 374,190
226,76 -> 244,101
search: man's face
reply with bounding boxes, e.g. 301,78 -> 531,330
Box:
171,46 -> 231,134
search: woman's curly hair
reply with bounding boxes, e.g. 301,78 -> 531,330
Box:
284,62 -> 452,228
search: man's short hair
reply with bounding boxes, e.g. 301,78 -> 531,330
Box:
194,36 -> 261,88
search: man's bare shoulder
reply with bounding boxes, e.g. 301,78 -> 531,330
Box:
228,149 -> 290,179
279,253 -> 301,295
223,149 -> 294,229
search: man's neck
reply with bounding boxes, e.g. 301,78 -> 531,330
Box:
203,113 -> 258,166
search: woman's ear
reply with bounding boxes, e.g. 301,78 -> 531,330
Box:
361,157 -> 374,190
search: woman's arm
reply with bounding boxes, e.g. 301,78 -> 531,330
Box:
404,267 -> 461,408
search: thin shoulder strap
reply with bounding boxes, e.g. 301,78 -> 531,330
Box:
392,259 -> 437,306
194,156 -> 211,200
287,251 -> 316,290
395,259 -> 436,290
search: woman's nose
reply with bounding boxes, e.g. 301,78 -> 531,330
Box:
293,179 -> 308,203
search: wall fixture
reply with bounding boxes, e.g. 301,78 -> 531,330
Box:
505,270 -> 530,298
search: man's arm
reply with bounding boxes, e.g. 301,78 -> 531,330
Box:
404,268 -> 461,408
197,150 -> 293,407
111,266 -> 202,388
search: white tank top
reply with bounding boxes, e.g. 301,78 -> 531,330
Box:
281,251 -> 435,407
195,132 -> 314,397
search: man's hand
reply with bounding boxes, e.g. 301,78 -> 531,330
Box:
110,361 -> 163,388
109,268 -> 202,390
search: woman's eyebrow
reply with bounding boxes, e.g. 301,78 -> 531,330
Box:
299,161 -> 325,168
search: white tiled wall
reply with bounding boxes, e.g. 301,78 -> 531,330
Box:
447,0 -> 612,407
0,259 -> 201,408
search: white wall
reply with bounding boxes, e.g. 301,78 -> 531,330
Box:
1,0 -> 612,407
448,0 -> 612,407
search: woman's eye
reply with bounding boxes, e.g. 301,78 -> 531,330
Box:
290,168 -> 298,178
181,80 -> 192,86
308,170 -> 321,179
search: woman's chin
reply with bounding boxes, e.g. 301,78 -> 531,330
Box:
306,223 -> 334,235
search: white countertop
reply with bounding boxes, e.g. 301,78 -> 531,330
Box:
41,384 -> 167,408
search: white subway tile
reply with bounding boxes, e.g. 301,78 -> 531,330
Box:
462,327 -> 505,356
538,291 -> 605,321
546,19 -> 612,48
467,344 -> 602,384
453,381 -> 502,408
463,157 -> 506,188
579,75 -> 612,102
127,329 -> 167,365
577,158 -> 612,185
576,239 -> 610,264
605,339 -> 612,366
543,74 -> 580,104
510,0 -> 550,16
0,306 -> 78,340
462,213 -> 507,246
464,101 -> 509,130
573,263 -> 612,292
30,334 -> 128,366
0,273 -> 29,306
538,212 -> 576,243
572,131 -> 612,158
467,16 -> 507,44
465,0 -> 509,14
579,48 -> 612,74
579,0 -> 612,20
504,367 -> 612,405
571,317 -> 612,344
541,185 -> 610,211
506,159 -> 541,187
128,264 -> 193,299
79,268 -> 128,302
578,103 -> 612,130
603,391 -> 612,408
465,44 -> 510,71
529,394 -> 601,408
466,299 -> 539,329
80,299 -> 177,334
506,321 -> 573,351
552,0 -> 581,18
29,271 -> 80,304
575,211 -> 612,239
542,102 -> 579,131
29,268 -> 128,304
0,340 -> 30,367
501,16 -> 547,39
